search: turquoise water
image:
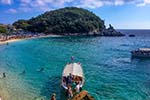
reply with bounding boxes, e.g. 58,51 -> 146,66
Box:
0,31 -> 150,100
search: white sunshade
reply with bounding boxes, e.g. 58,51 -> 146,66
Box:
62,63 -> 84,77
139,48 -> 150,51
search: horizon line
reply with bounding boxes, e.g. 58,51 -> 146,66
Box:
116,28 -> 150,30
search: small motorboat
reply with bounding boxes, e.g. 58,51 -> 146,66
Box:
131,48 -> 150,58
129,34 -> 135,37
61,61 -> 95,100
61,62 -> 84,91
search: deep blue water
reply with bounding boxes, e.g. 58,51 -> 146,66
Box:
0,30 -> 150,100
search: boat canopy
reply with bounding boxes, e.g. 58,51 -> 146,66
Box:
139,48 -> 150,51
62,63 -> 83,77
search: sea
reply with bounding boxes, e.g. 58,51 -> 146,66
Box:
0,29 -> 150,100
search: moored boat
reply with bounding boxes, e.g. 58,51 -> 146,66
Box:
131,48 -> 150,58
61,62 -> 84,97
129,34 -> 135,37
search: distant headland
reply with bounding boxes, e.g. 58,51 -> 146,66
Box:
0,7 -> 124,44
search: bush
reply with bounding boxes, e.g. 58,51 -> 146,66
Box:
0,25 -> 7,34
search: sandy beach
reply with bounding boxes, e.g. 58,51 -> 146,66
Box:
0,34 -> 62,45
0,39 -> 22,45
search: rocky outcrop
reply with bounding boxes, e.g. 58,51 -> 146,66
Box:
86,24 -> 124,36
101,24 -> 124,36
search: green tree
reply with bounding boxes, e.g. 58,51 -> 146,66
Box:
0,25 -> 7,34
13,7 -> 106,35
13,20 -> 30,30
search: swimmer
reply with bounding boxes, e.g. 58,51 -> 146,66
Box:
50,93 -> 56,100
3,73 -> 6,78
37,67 -> 44,72
19,70 -> 26,75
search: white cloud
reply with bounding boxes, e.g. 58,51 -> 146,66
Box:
77,0 -> 136,9
34,0 -> 47,6
3,0 -> 150,13
137,0 -> 150,6
21,0 -> 31,4
19,0 -> 72,12
144,0 -> 150,4
137,3 -> 145,6
18,7 -> 31,12
114,0 -> 124,6
1,0 -> 12,5
77,0 -> 103,8
7,8 -> 17,13
17,0 -> 136,12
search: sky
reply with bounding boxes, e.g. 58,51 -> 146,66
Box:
0,0 -> 150,29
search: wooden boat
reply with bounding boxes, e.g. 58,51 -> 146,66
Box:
131,48 -> 150,58
61,62 -> 84,91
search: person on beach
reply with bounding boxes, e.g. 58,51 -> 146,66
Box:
50,93 -> 56,100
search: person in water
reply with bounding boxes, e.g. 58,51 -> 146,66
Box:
37,67 -> 44,72
19,70 -> 25,75
3,73 -> 6,78
71,56 -> 74,62
50,93 -> 56,100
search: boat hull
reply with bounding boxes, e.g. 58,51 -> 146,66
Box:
61,62 -> 84,98
131,52 -> 150,58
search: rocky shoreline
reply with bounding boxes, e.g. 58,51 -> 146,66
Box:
95,24 -> 125,36
0,24 -> 124,45
0,29 -> 124,45
61,24 -> 124,36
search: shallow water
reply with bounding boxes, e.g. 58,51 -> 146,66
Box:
0,30 -> 150,100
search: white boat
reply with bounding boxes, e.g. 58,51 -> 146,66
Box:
131,48 -> 150,58
61,62 -> 84,90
